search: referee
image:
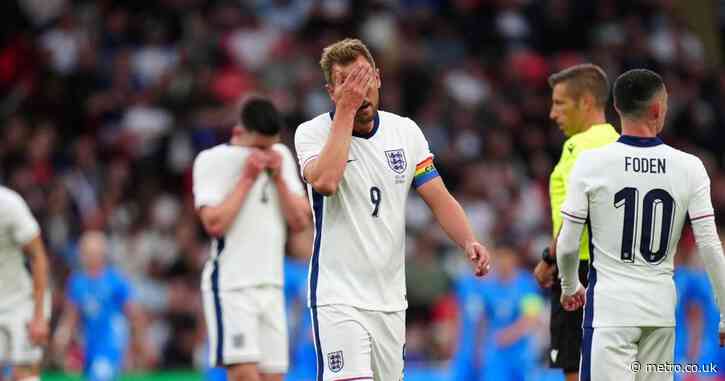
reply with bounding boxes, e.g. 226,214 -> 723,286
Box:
534,64 -> 619,381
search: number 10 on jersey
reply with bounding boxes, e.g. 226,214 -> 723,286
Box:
614,187 -> 675,264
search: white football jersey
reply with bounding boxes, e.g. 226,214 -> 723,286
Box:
0,186 -> 40,311
562,136 -> 715,327
193,143 -> 305,291
295,110 -> 438,312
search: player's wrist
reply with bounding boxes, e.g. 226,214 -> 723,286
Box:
32,306 -> 44,320
237,175 -> 256,187
561,281 -> 581,297
334,103 -> 361,122
462,239 -> 477,252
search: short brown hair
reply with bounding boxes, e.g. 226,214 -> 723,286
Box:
548,64 -> 610,108
320,38 -> 376,85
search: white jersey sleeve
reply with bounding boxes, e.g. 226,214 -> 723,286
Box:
560,152 -> 592,224
275,143 -> 305,197
686,159 -> 725,330
687,158 -> 714,221
408,119 -> 439,189
0,187 -> 39,309
193,150 -> 229,209
409,119 -> 433,164
7,190 -> 40,245
294,117 -> 328,179
557,153 -> 592,296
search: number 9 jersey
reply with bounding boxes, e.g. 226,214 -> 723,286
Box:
294,110 -> 438,312
561,136 -> 715,328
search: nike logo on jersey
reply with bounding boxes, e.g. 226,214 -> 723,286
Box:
347,159 -> 357,163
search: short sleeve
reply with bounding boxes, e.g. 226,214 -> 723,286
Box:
6,191 -> 40,246
193,150 -> 227,209
560,152 -> 591,224
409,119 -> 439,189
294,121 -> 327,180
688,158 -> 714,222
276,144 -> 305,196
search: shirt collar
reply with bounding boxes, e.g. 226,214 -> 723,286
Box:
328,108 -> 380,139
617,135 -> 664,147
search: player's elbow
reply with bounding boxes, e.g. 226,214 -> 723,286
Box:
288,212 -> 311,233
201,220 -> 225,238
311,179 -> 339,196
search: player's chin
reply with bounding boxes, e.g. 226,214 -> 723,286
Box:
355,111 -> 373,124
355,106 -> 374,122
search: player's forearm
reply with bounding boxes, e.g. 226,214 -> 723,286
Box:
556,219 -> 585,296
200,177 -> 256,237
691,217 -> 725,316
273,175 -> 311,232
25,236 -> 48,319
429,192 -> 477,250
306,111 -> 355,195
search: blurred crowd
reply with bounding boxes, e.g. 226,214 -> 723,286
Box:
1,0 -> 725,379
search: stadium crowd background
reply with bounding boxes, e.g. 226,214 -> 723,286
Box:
1,0 -> 724,379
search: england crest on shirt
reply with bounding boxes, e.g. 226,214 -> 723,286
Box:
328,351 -> 344,372
385,149 -> 407,174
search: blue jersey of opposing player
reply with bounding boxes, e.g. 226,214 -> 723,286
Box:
451,248 -> 543,381
674,265 -> 724,380
67,267 -> 133,381
674,266 -> 701,365
284,257 -> 316,381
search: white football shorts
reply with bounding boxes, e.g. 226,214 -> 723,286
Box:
581,326 -> 675,381
203,286 -> 288,373
312,304 -> 405,381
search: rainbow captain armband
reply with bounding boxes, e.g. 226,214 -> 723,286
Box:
412,156 -> 439,188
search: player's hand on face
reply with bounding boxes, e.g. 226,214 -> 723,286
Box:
264,149 -> 283,179
27,316 -> 49,346
534,261 -> 556,288
466,241 -> 491,277
334,64 -> 374,113
561,284 -> 586,311
242,149 -> 268,181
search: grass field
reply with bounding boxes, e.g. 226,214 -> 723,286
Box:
42,371 -> 203,381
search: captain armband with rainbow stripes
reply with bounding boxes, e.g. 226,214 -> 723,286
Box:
412,156 -> 440,188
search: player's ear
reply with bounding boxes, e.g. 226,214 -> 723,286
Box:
581,93 -> 595,112
649,101 -> 661,121
325,83 -> 336,103
232,125 -> 244,137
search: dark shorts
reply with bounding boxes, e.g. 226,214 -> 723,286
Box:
549,259 -> 589,373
